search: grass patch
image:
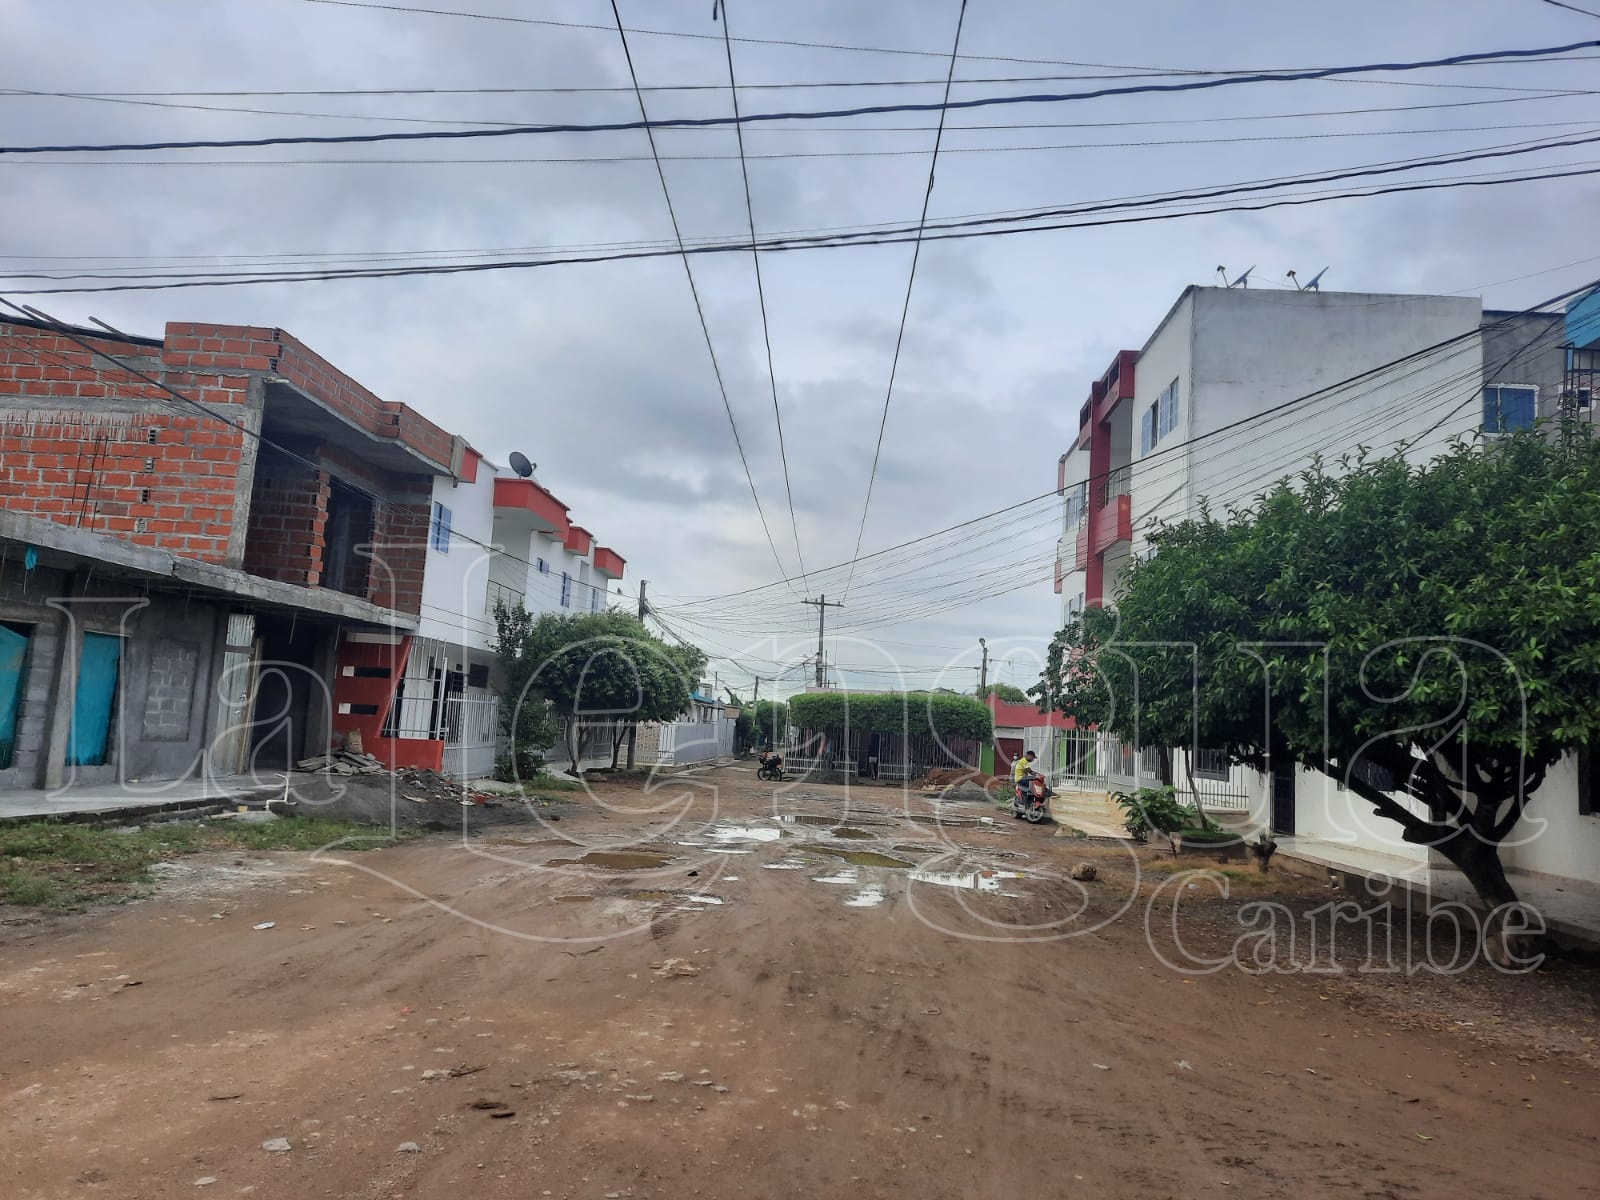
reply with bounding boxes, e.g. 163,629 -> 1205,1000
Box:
0,816 -> 407,910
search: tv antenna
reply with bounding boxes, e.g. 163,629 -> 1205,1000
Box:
1288,267 -> 1329,292
508,450 -> 536,478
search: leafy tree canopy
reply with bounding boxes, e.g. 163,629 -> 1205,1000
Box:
493,607 -> 706,771
1035,430 -> 1600,913
982,682 -> 1031,704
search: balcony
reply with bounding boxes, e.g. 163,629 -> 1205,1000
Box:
563,523 -> 593,555
1091,493 -> 1132,556
492,477 -> 569,535
593,546 -> 626,579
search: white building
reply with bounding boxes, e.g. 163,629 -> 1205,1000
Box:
1052,285 -> 1600,918
388,449 -> 627,778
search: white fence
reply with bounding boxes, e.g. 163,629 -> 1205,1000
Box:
654,717 -> 736,767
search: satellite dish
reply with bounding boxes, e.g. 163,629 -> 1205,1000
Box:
508,451 -> 535,478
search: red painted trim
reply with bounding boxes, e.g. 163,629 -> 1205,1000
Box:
371,736 -> 445,772
563,524 -> 593,555
593,546 -> 625,578
458,448 -> 481,484
492,477 -> 570,536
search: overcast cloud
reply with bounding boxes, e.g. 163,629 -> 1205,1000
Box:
4,0 -> 1600,695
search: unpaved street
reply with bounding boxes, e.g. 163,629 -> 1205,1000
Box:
3,766 -> 1597,1200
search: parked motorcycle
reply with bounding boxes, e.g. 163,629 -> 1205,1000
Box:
757,753 -> 786,782
1012,774 -> 1051,823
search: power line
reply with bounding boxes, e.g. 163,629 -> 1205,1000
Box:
844,0 -> 968,604
1542,0 -> 1600,19
652,277 -> 1600,615
717,0 -> 807,593
5,38 -> 1597,155
604,0 -> 798,601
13,152 -> 1600,296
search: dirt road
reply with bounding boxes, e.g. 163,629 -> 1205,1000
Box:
2,766 -> 1596,1199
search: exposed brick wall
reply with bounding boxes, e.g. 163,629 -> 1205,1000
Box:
242,445 -> 328,586
321,444 -> 429,616
0,324 -> 250,563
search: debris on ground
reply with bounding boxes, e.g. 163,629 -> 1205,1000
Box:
261,1137 -> 291,1153
296,750 -> 388,776
1071,863 -> 1099,882
396,1141 -> 422,1154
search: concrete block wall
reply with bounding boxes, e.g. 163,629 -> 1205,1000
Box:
321,443 -> 430,616
0,324 -> 252,564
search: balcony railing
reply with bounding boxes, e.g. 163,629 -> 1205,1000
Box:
1098,464 -> 1132,507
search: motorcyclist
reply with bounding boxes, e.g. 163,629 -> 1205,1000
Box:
1012,749 -> 1040,795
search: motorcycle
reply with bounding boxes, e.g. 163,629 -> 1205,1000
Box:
1012,774 -> 1052,823
757,753 -> 786,782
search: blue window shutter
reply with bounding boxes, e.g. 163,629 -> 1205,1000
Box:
561,572 -> 572,607
1506,387 -> 1536,431
1483,387 -> 1500,433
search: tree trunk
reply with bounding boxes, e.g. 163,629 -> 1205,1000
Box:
1433,830 -> 1520,908
611,726 -> 626,770
566,721 -> 581,774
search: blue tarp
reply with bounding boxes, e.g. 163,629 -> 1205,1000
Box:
68,632 -> 122,767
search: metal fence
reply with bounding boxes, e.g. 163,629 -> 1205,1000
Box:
1048,731 -> 1253,810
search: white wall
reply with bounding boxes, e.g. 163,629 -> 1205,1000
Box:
1501,755 -> 1600,885
1186,289 -> 1483,517
1127,290 -> 1196,559
418,466 -> 497,652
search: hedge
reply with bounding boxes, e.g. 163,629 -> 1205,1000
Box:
787,691 -> 993,742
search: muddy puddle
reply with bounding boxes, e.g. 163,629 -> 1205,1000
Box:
777,813 -> 892,828
483,837 -> 579,848
909,865 -> 1025,894
703,824 -> 783,844
830,828 -> 875,840
547,851 -> 673,871
844,884 -> 887,908
619,890 -> 725,905
812,866 -> 861,885
814,846 -> 912,869
553,895 -> 594,903
905,814 -> 988,829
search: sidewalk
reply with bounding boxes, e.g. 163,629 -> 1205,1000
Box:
0,775 -> 288,824
1276,835 -> 1600,950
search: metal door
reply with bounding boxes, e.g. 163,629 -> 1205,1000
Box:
1270,759 -> 1297,835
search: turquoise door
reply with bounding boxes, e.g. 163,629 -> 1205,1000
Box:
0,623 -> 28,769
68,632 -> 122,767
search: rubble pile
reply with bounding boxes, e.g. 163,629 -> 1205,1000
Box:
296,751 -> 388,776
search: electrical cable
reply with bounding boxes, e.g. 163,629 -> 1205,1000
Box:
4,37 -> 1596,155
12,153 -> 1600,296
603,0 -> 799,600
717,0 -> 807,593
842,0 -> 968,604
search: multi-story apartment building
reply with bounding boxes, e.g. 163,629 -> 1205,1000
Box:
1049,284 -> 1600,908
0,314 -> 625,789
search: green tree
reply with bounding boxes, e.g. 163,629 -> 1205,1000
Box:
750,699 -> 789,748
788,691 -> 993,743
493,606 -> 707,773
981,682 -> 1031,704
1036,430 -> 1600,928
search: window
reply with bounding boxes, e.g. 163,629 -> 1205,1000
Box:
1063,482 -> 1088,530
590,586 -> 601,613
560,571 -> 572,608
430,502 -> 452,553
1157,378 -> 1180,439
1193,748 -> 1230,781
1139,404 -> 1155,456
536,557 -> 549,574
1483,385 -> 1536,433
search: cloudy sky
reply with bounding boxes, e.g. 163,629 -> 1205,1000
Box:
4,0 -> 1600,697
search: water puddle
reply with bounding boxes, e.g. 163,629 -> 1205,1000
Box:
485,837 -> 579,847
685,894 -> 724,906
844,884 -> 887,908
908,865 -> 1025,894
777,813 -> 892,828
762,858 -> 814,871
815,846 -> 913,869
705,825 -> 783,844
553,895 -> 594,903
547,851 -> 673,871
812,867 -> 860,885
906,814 -> 984,828
891,844 -> 939,856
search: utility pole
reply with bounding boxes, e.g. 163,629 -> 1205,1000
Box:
978,637 -> 989,698
625,580 -> 648,770
801,595 -> 844,688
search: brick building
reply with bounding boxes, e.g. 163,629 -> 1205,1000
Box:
0,314 -> 470,789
